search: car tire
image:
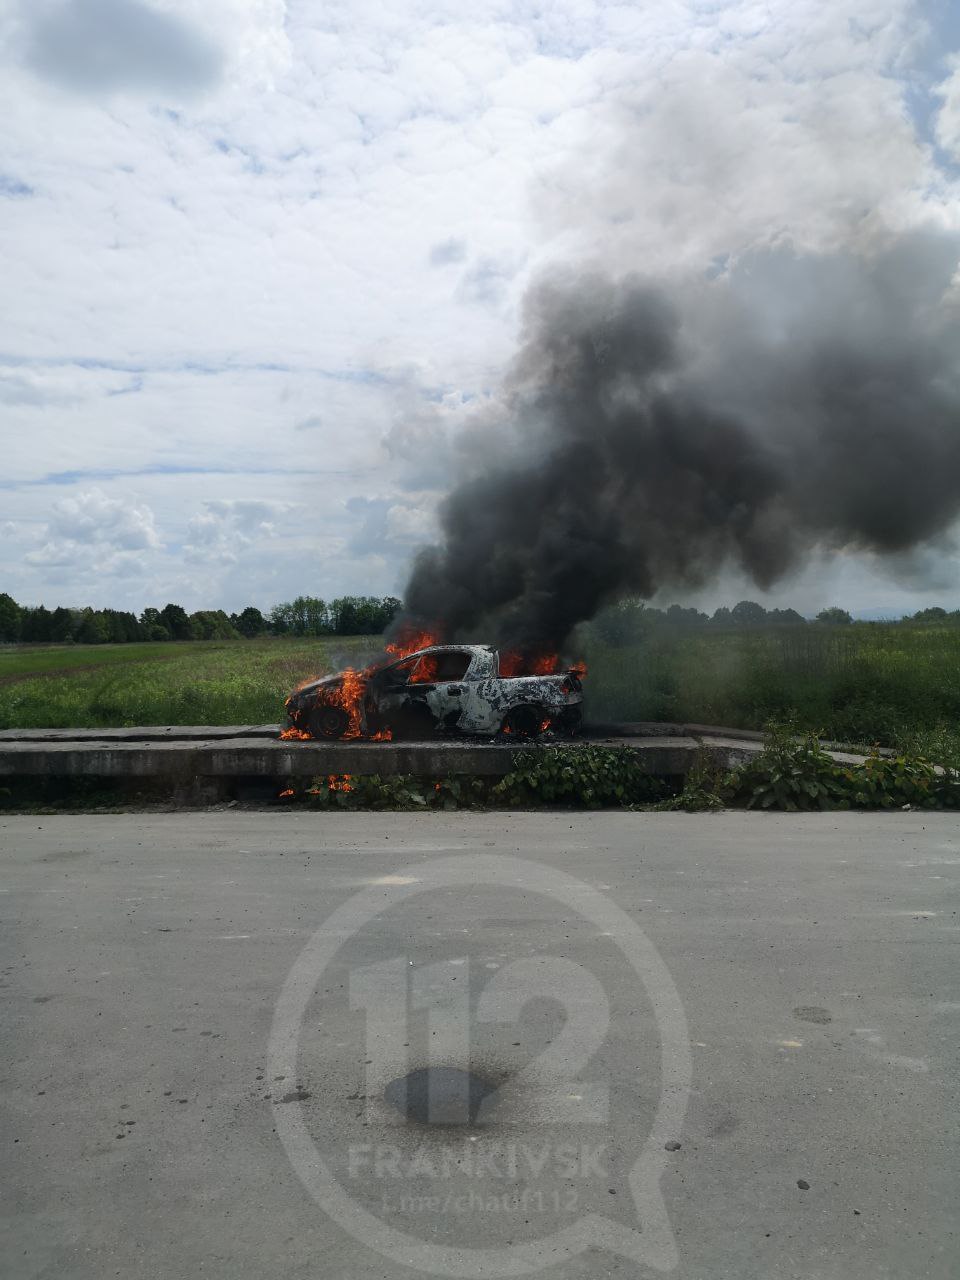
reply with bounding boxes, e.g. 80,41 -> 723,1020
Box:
306,705 -> 351,739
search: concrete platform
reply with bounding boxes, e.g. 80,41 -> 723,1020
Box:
0,723 -> 877,794
0,731 -> 703,780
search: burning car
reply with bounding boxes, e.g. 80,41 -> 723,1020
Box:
284,644 -> 584,740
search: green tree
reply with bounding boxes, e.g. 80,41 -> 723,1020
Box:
913,606 -> 948,623
21,605 -> 53,641
330,595 -> 402,634
140,607 -> 171,640
234,606 -> 267,638
189,610 -> 239,640
0,592 -> 21,641
268,602 -> 294,635
159,603 -> 195,640
816,607 -> 852,626
75,608 -> 110,644
49,606 -> 76,642
730,600 -> 767,626
594,599 -> 656,646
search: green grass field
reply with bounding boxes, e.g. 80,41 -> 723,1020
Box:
582,623 -> 960,755
1,627 -> 957,757
0,637 -> 377,729
0,641 -> 184,680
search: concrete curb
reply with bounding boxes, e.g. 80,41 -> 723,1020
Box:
0,723 -> 871,787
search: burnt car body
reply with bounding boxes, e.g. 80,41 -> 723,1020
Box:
286,644 -> 583,740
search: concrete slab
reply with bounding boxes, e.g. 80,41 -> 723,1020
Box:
0,735 -> 701,779
0,727 -> 873,784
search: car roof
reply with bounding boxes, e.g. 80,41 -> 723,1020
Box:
380,644 -> 494,669
391,644 -> 494,660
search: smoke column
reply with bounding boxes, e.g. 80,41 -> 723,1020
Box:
400,229 -> 960,652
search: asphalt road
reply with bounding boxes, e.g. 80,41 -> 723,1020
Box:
1,811 -> 957,1279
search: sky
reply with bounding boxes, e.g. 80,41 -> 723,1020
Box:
1,0 -> 959,619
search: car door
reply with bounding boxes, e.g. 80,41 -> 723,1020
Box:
421,650 -> 473,731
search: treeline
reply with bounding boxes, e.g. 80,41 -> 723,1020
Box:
592,599 -> 960,646
0,593 -> 402,645
3,588 -> 959,646
267,595 -> 402,636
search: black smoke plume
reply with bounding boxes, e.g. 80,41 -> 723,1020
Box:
400,230 -> 960,652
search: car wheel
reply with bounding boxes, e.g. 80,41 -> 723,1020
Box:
501,705 -> 546,739
307,705 -> 351,739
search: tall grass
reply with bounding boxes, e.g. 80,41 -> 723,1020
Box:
0,640 -> 186,680
1,627 -> 957,756
581,623 -> 960,751
0,637 -> 377,729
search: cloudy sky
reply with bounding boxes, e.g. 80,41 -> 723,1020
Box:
1,0 -> 959,618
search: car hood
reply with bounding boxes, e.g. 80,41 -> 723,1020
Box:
288,672 -> 350,703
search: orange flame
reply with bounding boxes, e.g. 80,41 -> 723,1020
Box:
285,625 -> 443,741
284,624 -> 584,743
409,653 -> 439,683
498,650 -> 561,677
335,668 -> 367,738
385,623 -> 442,661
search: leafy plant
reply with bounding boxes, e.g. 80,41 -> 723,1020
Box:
721,724 -> 851,811
493,746 -> 668,809
295,772 -> 492,811
657,750 -> 727,811
840,751 -> 959,809
718,722 -> 960,811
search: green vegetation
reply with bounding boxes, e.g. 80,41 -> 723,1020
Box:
286,732 -> 960,812
664,726 -> 960,812
0,641 -> 182,681
490,744 -> 668,807
1,615 -> 959,767
0,637 -> 375,729
579,620 -> 960,757
0,592 -> 401,645
285,747 -> 669,812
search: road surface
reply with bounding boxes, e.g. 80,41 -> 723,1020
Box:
1,812 -> 957,1278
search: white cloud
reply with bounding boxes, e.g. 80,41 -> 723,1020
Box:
0,0 -> 958,614
183,497 -> 295,562
385,501 -> 437,543
43,487 -> 160,550
22,488 -> 161,586
936,57 -> 960,159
